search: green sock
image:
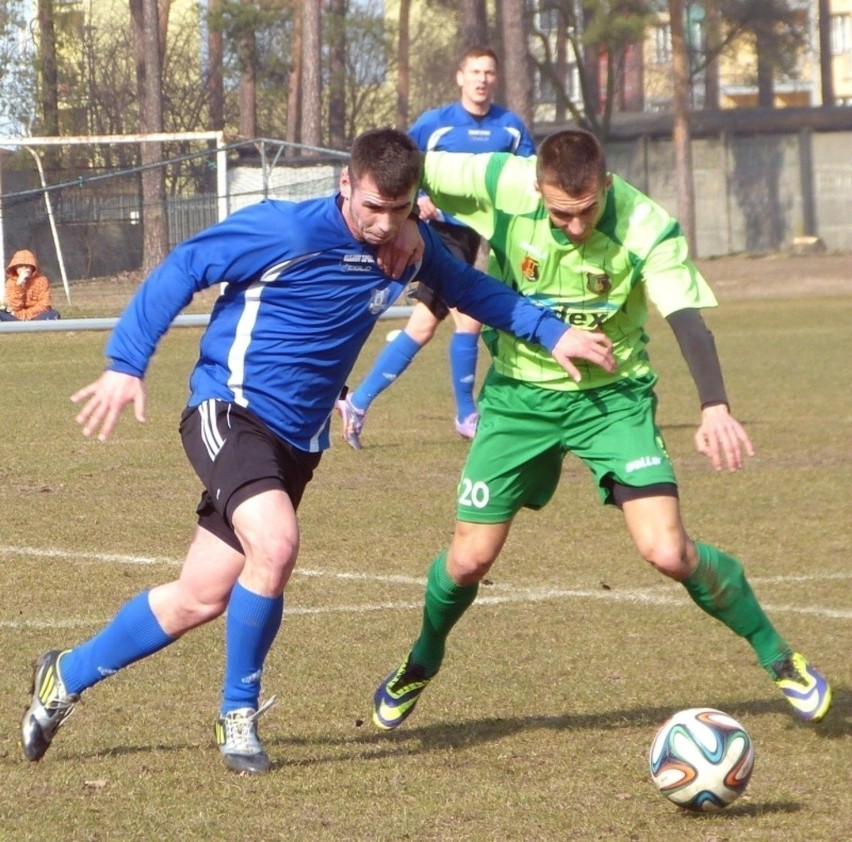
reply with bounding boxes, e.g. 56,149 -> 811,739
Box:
683,542 -> 792,674
410,551 -> 479,676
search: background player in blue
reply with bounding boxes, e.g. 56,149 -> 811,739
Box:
20,129 -> 615,775
338,46 -> 535,448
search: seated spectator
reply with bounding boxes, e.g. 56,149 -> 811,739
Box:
1,249 -> 61,322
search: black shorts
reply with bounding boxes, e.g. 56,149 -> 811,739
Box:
410,220 -> 482,321
180,400 -> 322,553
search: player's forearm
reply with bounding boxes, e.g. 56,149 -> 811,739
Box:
422,151 -> 491,232
106,260 -> 199,376
439,263 -> 565,351
666,308 -> 728,408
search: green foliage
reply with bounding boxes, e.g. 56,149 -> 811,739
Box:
209,0 -> 294,90
717,0 -> 809,80
528,0 -> 658,137
580,0 -> 657,51
343,2 -> 398,137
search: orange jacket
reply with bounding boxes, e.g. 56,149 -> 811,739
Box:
5,249 -> 54,320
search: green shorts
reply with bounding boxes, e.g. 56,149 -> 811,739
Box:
456,370 -> 677,523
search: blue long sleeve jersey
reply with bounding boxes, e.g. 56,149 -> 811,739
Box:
105,196 -> 567,452
408,101 -> 535,227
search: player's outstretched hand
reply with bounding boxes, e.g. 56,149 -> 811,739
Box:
71,370 -> 147,442
550,329 -> 616,383
694,404 -> 755,472
375,218 -> 425,279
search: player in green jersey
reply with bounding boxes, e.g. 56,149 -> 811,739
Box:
372,129 -> 832,730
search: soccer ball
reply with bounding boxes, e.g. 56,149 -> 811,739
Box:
649,707 -> 755,812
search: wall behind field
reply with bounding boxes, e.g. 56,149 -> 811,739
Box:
604,131 -> 852,257
564,108 -> 852,258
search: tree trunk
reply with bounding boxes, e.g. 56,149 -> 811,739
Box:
818,0 -> 834,106
493,0 -> 505,104
131,0 -> 169,273
207,0 -> 224,129
286,1 -> 303,155
669,0 -> 697,256
703,0 -> 720,110
498,0 -> 532,126
36,0 -> 59,137
460,0 -> 488,47
157,0 -> 170,59
755,23 -> 775,108
327,0 -> 346,149
581,4 -> 601,124
301,0 -> 322,149
396,0 -> 411,130
237,30 -> 257,138
555,15 -> 567,123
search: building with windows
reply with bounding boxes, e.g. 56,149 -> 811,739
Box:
532,0 -> 852,121
829,0 -> 852,103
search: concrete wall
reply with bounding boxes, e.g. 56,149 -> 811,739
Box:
812,132 -> 852,251
605,129 -> 852,258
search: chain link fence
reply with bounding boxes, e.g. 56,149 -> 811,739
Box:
0,137 -> 348,300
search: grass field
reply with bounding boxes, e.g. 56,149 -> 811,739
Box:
0,267 -> 849,841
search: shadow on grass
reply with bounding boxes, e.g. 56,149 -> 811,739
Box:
330,685 -> 850,758
6,687 -> 846,770
679,801 -> 803,819
225,685 -> 849,775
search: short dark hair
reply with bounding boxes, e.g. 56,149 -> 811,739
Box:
459,45 -> 499,70
536,130 -> 607,194
349,128 -> 423,197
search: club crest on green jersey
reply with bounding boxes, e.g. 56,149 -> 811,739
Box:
586,271 -> 612,295
520,254 -> 540,282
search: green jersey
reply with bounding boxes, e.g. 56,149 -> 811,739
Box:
423,151 -> 718,391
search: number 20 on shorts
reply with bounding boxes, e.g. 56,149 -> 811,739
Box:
458,478 -> 490,508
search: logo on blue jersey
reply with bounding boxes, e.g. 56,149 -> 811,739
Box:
368,288 -> 393,314
342,253 -> 377,273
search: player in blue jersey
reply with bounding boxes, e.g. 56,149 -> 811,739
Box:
20,128 -> 615,775
338,46 -> 536,449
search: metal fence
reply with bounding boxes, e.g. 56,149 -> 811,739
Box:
0,138 -> 348,291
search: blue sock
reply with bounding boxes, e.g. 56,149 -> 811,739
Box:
449,331 -> 479,419
351,331 -> 422,411
221,582 -> 283,714
60,591 -> 174,695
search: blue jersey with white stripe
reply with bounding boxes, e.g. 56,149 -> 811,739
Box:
409,101 -> 535,157
105,196 -> 566,452
408,101 -> 534,228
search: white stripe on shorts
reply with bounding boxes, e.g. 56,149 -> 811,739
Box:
199,399 -> 226,461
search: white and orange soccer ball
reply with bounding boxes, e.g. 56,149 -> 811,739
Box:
649,707 -> 755,811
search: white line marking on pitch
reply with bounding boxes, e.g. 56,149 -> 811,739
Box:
2,545 -> 852,586
1,545 -> 850,627
0,545 -> 177,566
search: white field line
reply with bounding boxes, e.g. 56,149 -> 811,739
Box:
1,545 -> 850,629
